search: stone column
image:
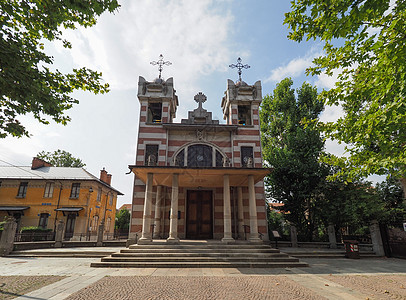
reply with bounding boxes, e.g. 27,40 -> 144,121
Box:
370,220 -> 385,256
290,225 -> 298,248
328,223 -> 337,249
237,186 -> 244,239
138,173 -> 153,244
54,219 -> 65,248
248,175 -> 261,243
96,221 -> 104,247
167,174 -> 179,243
153,185 -> 162,239
222,174 -> 235,243
0,217 -> 17,256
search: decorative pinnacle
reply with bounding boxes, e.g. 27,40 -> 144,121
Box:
150,54 -> 172,79
229,57 -> 250,82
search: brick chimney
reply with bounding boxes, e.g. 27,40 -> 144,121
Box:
100,168 -> 108,183
31,157 -> 52,170
106,174 -> 112,186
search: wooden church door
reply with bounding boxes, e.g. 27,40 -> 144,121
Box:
186,190 -> 213,239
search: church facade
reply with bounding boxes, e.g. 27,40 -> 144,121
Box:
128,75 -> 270,244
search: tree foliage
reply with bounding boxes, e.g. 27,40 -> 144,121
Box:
37,149 -> 85,167
284,1 -> 406,185
260,78 -> 324,240
0,0 -> 120,138
317,162 -> 385,231
376,176 -> 406,225
115,208 -> 130,231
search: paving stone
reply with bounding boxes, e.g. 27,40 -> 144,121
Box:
65,276 -> 326,300
323,274 -> 406,299
2,249 -> 406,299
0,275 -> 65,300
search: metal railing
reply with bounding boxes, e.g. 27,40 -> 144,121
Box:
242,225 -> 263,240
104,231 -> 129,240
14,232 -> 55,242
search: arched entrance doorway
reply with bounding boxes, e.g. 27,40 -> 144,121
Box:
186,190 -> 213,239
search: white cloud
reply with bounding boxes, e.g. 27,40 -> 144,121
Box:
54,0 -> 234,120
315,68 -> 341,90
265,46 -> 343,91
266,56 -> 313,83
324,139 -> 347,158
319,102 -> 343,123
0,116 -> 46,165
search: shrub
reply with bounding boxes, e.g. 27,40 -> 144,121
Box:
20,226 -> 52,233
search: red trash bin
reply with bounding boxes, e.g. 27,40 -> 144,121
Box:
344,240 -> 360,259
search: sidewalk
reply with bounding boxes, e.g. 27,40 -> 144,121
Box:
1,247 -> 405,299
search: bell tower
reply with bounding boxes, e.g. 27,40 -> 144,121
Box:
221,79 -> 262,126
221,57 -> 262,126
137,76 -> 178,124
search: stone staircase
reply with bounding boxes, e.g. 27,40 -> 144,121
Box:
90,240 -> 309,268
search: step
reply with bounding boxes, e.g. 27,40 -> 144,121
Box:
101,257 -> 300,263
129,244 -> 272,249
288,253 -> 377,258
111,252 -> 288,258
9,250 -> 115,258
121,248 -> 279,254
90,261 -> 309,268
90,242 -> 309,268
8,253 -> 108,258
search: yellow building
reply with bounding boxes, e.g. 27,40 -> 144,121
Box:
0,158 -> 123,240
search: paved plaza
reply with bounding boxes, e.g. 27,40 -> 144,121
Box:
0,248 -> 405,300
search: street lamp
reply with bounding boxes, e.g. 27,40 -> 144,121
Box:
102,190 -> 114,234
85,187 -> 94,239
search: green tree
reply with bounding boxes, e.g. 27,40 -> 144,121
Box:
317,163 -> 385,235
0,1 -> 120,138
115,208 -> 130,231
37,149 -> 85,167
260,78 -> 324,241
376,176 -> 406,225
284,1 -> 406,192
266,202 -> 289,238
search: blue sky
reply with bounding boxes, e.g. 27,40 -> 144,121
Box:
0,0 -> 348,208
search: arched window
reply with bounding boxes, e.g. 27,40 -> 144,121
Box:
175,149 -> 184,167
92,215 -> 99,232
174,143 -> 227,167
105,217 -> 111,232
187,144 -> 212,167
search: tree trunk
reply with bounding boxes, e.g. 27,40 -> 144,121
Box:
400,178 -> 406,199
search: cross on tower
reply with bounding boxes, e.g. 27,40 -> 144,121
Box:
150,54 -> 172,79
229,57 -> 250,82
194,92 -> 207,109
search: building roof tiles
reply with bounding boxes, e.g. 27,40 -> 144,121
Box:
0,166 -> 123,195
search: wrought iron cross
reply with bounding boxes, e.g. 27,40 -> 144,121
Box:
150,54 -> 172,79
229,57 -> 250,82
194,92 -> 207,109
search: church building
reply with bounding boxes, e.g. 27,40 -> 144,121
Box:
128,58 -> 270,244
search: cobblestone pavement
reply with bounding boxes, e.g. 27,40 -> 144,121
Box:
1,256 -> 406,299
0,276 -> 64,300
65,276 -> 327,300
323,274 -> 406,299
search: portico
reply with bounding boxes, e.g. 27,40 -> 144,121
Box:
131,166 -> 269,244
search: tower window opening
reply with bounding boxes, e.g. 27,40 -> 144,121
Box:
148,102 -> 162,123
238,105 -> 251,125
